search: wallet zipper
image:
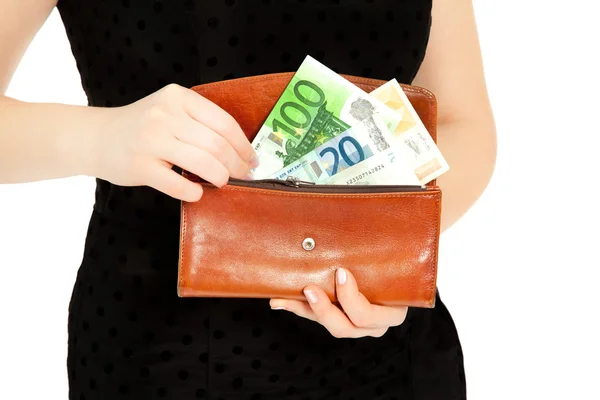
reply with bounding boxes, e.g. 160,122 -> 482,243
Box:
225,176 -> 427,193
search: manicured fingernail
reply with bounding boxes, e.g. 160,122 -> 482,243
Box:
271,306 -> 286,310
249,154 -> 260,168
337,268 -> 347,285
304,289 -> 318,304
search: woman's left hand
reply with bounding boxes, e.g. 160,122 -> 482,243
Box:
269,268 -> 408,338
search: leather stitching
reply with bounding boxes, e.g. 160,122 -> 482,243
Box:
429,188 -> 441,307
178,198 -> 187,296
218,185 -> 440,199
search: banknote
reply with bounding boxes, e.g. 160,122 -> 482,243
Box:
369,79 -> 450,184
326,148 -> 421,186
268,125 -> 421,186
251,55 -> 401,179
267,127 -> 379,183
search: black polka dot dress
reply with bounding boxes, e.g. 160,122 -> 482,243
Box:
56,1 -> 466,399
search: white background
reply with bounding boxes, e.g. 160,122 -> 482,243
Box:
1,1 -> 599,399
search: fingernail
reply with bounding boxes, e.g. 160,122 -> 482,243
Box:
337,268 -> 347,285
246,171 -> 254,180
249,154 -> 260,168
304,289 -> 318,304
271,306 -> 286,310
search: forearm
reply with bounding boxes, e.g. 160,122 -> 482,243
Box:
436,118 -> 497,232
0,95 -> 111,183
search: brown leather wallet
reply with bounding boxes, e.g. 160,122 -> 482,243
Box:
178,73 -> 441,308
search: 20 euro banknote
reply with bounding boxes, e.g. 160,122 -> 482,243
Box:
266,124 -> 420,185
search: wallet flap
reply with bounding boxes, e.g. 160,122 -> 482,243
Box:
179,184 -> 441,308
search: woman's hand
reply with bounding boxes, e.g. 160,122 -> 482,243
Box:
91,84 -> 259,202
269,268 -> 408,338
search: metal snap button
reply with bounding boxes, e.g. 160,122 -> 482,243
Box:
302,237 -> 315,251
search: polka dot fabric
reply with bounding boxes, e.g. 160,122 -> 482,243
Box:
57,0 -> 466,399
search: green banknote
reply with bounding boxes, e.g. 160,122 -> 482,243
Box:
251,55 -> 401,178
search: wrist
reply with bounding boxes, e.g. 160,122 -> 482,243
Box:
55,104 -> 114,178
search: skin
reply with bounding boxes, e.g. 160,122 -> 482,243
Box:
0,0 -> 496,338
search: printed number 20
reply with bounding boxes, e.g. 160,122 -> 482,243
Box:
319,136 -> 365,175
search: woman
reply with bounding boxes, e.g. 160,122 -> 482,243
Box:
0,0 -> 496,399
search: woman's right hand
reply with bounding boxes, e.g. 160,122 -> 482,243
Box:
91,83 -> 259,202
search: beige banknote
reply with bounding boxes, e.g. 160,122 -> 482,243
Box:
370,79 -> 449,184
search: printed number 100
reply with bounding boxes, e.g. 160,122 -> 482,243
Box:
272,80 -> 325,138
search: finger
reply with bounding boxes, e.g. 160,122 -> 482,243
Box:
143,161 -> 204,202
269,299 -> 318,322
336,268 -> 408,329
172,118 -> 252,180
183,90 -> 259,168
155,136 -> 230,188
303,285 -> 387,339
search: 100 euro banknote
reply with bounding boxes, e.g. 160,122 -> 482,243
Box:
250,55 -> 401,179
370,79 -> 450,184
